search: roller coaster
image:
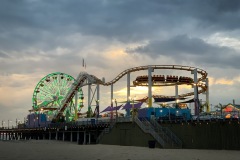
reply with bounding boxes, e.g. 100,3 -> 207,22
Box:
30,65 -> 209,123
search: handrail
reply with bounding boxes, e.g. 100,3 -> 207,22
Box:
96,121 -> 116,144
150,119 -> 182,148
134,117 -> 165,148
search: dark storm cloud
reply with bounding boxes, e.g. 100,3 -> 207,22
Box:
0,0 -> 240,74
127,35 -> 240,69
1,0 -> 240,51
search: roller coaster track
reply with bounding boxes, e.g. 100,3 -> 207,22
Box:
53,65 -> 208,121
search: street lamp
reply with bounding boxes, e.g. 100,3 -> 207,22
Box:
110,99 -> 114,122
160,110 -> 163,122
176,99 -> 179,108
2,121 -> 5,128
129,96 -> 135,122
34,117 -> 36,128
115,99 -> 118,122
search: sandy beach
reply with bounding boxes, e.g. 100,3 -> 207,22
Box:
0,140 -> 239,160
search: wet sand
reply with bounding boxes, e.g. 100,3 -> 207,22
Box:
0,140 -> 239,160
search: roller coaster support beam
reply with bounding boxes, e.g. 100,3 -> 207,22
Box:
126,72 -> 130,116
192,68 -> 199,115
148,66 -> 154,107
205,78 -> 210,112
88,84 -> 91,117
74,90 -> 78,121
96,83 -> 100,118
111,84 -> 113,120
175,85 -> 179,108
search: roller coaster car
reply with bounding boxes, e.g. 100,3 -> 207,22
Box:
179,76 -> 193,83
166,75 -> 178,82
136,75 -> 148,81
152,75 -> 165,82
133,75 -> 148,85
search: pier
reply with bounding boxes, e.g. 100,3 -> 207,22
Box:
1,117 -> 240,150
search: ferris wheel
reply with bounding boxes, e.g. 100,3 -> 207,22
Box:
32,72 -> 84,121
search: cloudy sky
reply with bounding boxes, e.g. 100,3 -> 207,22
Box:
1,0 -> 240,125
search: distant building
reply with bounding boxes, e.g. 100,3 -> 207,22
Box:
222,103 -> 240,118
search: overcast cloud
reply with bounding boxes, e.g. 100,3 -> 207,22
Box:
1,0 -> 240,124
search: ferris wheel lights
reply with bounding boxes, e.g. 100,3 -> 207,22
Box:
33,72 -> 83,122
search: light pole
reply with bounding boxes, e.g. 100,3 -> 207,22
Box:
129,97 -> 135,122
34,117 -> 36,128
38,113 -> 40,128
110,99 -> 113,122
115,99 -> 118,122
2,121 -> 5,128
160,110 -> 163,122
176,99 -> 179,109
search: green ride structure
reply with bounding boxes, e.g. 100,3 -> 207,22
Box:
31,72 -> 84,122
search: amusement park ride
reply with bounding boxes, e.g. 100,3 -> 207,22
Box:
28,65 -> 209,125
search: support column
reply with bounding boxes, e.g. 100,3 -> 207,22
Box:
74,90 -> 78,121
56,131 -> 58,140
97,83 -> 100,118
88,84 -> 91,116
127,72 -> 130,116
49,131 -> 51,140
84,131 -> 86,144
206,78 -> 210,112
148,67 -> 154,107
175,85 -> 179,108
70,131 -> 73,142
175,85 -> 178,98
111,84 -> 113,120
77,132 -> 79,143
63,132 -> 65,141
192,69 -> 199,115
88,133 -> 91,144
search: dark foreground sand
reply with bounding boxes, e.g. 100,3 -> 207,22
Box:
0,140 -> 239,160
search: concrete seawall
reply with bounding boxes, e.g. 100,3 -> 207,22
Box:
99,120 -> 240,150
161,120 -> 240,150
99,122 -> 161,148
